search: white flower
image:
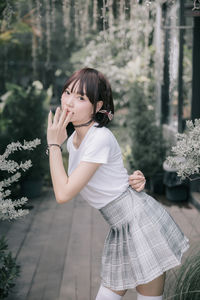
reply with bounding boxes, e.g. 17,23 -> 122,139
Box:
0,139 -> 40,221
55,69 -> 62,77
32,80 -> 43,90
165,119 -> 200,180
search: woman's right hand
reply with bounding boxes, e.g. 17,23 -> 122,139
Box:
47,107 -> 73,146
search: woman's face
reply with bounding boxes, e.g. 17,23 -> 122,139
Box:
61,81 -> 94,126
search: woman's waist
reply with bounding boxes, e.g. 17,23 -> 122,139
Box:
98,186 -> 134,227
80,182 -> 129,209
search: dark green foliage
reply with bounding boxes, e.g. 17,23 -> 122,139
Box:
128,82 -> 167,177
169,250 -> 200,300
0,0 -> 89,97
1,82 -> 49,181
0,236 -> 20,299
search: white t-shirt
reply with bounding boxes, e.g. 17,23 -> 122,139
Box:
66,122 -> 129,209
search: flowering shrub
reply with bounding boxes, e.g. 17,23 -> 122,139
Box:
165,119 -> 200,180
0,138 -> 40,299
70,6 -> 156,110
0,139 -> 40,221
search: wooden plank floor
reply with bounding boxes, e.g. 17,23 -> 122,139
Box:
0,187 -> 199,300
0,188 -> 137,300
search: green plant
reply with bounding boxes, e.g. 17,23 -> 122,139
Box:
165,119 -> 200,181
164,248 -> 200,300
0,139 -> 40,298
128,82 -> 168,178
173,252 -> 200,299
0,236 -> 20,299
1,81 -> 51,182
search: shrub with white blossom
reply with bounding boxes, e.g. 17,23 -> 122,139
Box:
165,119 -> 200,181
0,139 -> 41,221
70,6 -> 156,110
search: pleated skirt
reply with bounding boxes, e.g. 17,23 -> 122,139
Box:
98,187 -> 190,291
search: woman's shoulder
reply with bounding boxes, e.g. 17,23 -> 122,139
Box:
93,124 -> 116,140
88,125 -> 119,150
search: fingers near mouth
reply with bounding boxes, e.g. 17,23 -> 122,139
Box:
66,111 -> 73,120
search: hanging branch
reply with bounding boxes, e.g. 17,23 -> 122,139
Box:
36,0 -> 42,54
62,0 -> 70,41
84,0 -> 90,37
74,0 -> 79,38
102,0 -> 108,38
51,0 -> 56,33
0,1 -> 14,32
45,0 -> 51,69
92,0 -> 98,31
79,0 -> 90,44
108,0 -> 114,37
28,0 -> 37,78
22,3 -> 43,78
192,0 -> 200,10
119,0 -> 126,27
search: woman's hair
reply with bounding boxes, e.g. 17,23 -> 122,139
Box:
62,67 -> 114,127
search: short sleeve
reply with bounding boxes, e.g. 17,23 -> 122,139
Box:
81,131 -> 111,164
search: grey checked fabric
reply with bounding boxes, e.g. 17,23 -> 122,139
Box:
98,187 -> 190,291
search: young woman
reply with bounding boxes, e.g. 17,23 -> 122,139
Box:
47,68 -> 189,300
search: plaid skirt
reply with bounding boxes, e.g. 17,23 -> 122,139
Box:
98,187 -> 190,291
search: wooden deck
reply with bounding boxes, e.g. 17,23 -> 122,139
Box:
1,187 -> 199,300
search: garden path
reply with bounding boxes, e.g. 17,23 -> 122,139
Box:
0,187 -> 200,300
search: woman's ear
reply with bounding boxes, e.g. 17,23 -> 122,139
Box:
96,101 -> 103,113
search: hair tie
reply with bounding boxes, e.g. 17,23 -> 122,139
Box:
98,110 -> 113,121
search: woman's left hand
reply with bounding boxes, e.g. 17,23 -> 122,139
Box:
129,170 -> 146,192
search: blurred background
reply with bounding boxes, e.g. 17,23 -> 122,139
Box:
0,0 -> 200,198
0,1 -> 200,299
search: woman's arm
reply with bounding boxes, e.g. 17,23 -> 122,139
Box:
49,146 -> 101,203
47,106 -> 101,203
47,107 -> 145,202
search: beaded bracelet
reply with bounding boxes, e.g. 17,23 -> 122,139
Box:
46,144 -> 62,155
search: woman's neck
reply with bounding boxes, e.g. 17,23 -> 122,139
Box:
73,120 -> 95,141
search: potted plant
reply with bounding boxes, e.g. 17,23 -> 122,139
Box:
128,82 -> 168,194
162,158 -> 189,202
164,118 -> 200,202
1,81 -> 51,198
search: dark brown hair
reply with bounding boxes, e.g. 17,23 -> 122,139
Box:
62,67 -> 114,127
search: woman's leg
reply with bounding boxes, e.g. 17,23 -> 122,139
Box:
136,272 -> 166,299
95,284 -> 127,299
106,286 -> 127,297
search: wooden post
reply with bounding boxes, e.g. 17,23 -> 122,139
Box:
177,0 -> 185,133
155,3 -> 162,126
161,4 -> 170,124
191,16 -> 200,121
